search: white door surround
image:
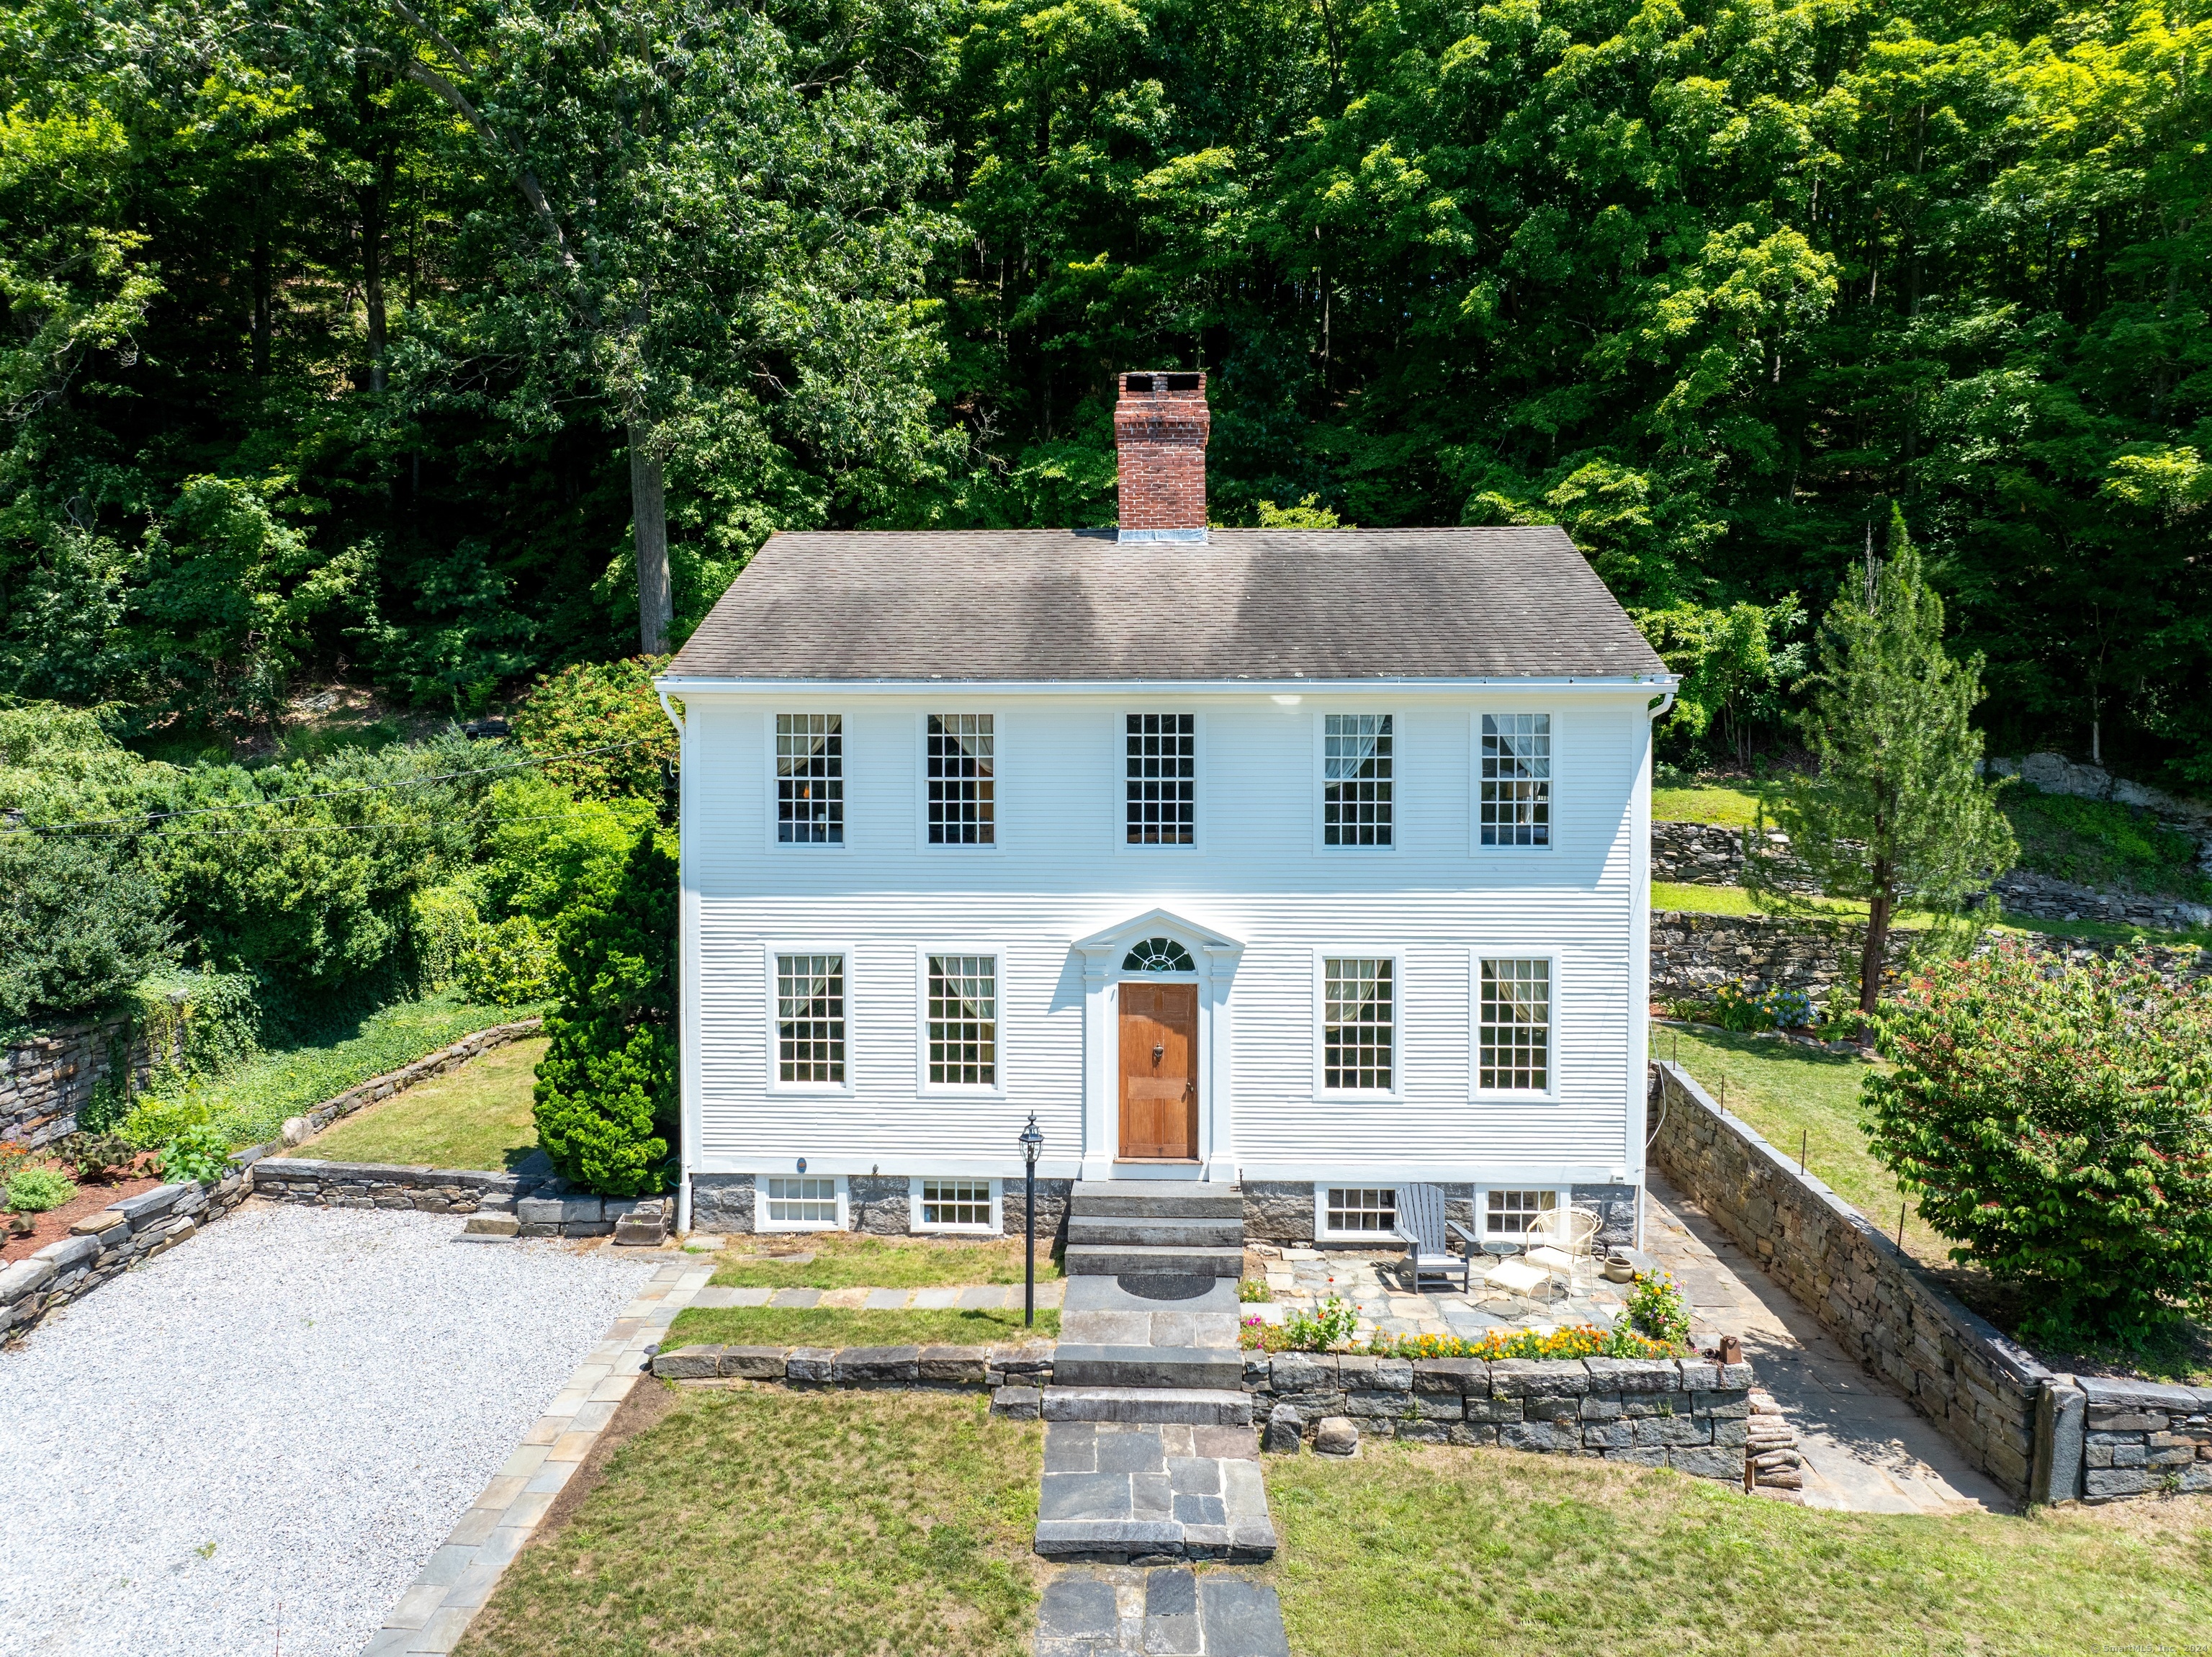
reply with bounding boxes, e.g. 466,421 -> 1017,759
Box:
1072,906 -> 1244,1181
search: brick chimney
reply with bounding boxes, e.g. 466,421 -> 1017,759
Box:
1115,371 -> 1210,542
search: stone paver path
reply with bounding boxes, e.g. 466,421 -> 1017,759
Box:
686,1278 -> 1068,1311
1037,1567 -> 1290,1657
1037,1423 -> 1275,1559
1645,1171 -> 2011,1514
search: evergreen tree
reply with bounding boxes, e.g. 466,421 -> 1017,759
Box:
1748,507 -> 2016,1020
532,826 -> 677,1196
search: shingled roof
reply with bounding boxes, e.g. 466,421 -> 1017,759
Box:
660,526 -> 1669,683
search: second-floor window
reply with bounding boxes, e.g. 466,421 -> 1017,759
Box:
777,714 -> 842,843
1480,713 -> 1550,847
927,714 -> 994,844
1126,713 -> 1196,845
1323,714 -> 1393,846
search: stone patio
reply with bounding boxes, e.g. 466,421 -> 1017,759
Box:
1246,1244 -> 1630,1342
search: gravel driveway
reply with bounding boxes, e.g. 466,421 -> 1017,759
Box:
2,1202 -> 660,1657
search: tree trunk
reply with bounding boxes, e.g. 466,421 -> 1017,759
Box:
1859,876 -> 1892,1035
251,221 -> 271,376
361,149 -> 393,395
630,423 -> 672,655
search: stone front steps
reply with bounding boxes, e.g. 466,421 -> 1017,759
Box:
1035,1422 -> 1277,1563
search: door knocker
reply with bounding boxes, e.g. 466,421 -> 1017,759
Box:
1153,1043 -> 1164,1064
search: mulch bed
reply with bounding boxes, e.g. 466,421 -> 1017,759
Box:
3,1165 -> 163,1265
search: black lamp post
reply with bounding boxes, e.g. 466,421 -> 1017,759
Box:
1018,1113 -> 1044,1327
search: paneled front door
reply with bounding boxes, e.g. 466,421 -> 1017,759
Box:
1120,982 -> 1198,1160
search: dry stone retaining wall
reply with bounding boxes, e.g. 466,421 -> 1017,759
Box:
2,1010 -> 188,1152
0,1172 -> 252,1339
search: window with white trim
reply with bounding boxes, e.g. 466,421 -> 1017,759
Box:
1479,713 -> 1550,846
1323,958 -> 1393,1092
765,1176 -> 840,1226
1483,1187 -> 1558,1239
1125,714 -> 1196,844
775,953 -> 845,1084
1478,958 -> 1550,1091
777,714 -> 843,843
926,954 -> 997,1086
927,714 -> 994,845
917,1178 -> 995,1231
1323,714 -> 1393,846
1325,1186 -> 1397,1236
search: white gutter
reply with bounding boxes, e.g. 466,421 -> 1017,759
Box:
655,674 -> 1681,697
656,689 -> 695,1238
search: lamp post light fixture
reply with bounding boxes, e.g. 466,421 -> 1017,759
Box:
1018,1113 -> 1045,1327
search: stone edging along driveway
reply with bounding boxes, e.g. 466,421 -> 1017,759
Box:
1,1021 -> 542,1344
362,1253 -> 718,1656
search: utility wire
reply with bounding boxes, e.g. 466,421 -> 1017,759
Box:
10,737 -> 665,835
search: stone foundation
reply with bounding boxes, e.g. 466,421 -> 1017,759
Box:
691,1171 -> 1073,1243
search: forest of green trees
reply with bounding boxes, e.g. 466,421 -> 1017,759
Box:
4,0 -> 2207,777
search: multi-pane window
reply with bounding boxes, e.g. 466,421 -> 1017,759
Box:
1480,714 -> 1550,847
1326,1186 -> 1398,1235
1478,957 -> 1551,1091
775,953 -> 845,1083
777,714 -> 843,844
1122,936 -> 1196,973
920,1179 -> 994,1229
1125,714 -> 1196,845
927,954 -> 997,1086
1323,714 -> 1393,846
927,714 -> 994,845
1484,1187 -> 1557,1237
765,1176 -> 840,1226
1323,957 -> 1393,1091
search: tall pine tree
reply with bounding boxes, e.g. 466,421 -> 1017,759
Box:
1748,507 -> 2017,1020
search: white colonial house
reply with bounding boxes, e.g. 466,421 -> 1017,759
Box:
655,371 -> 1676,1254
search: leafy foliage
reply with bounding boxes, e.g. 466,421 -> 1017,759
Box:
156,1122 -> 233,1187
532,827 -> 677,1195
1865,944 -> 2212,1345
1624,1271 -> 1692,1349
5,1166 -> 77,1211
457,915 -> 557,1007
508,659 -> 677,804
2005,788 -> 2212,902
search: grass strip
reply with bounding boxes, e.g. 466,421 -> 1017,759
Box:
1266,1440 -> 2212,1655
173,990 -> 547,1151
1651,783 -> 1762,827
1653,881 -> 2209,946
279,1035 -> 546,1171
666,1306 -> 1058,1350
458,1388 -> 1043,1657
711,1231 -> 1064,1290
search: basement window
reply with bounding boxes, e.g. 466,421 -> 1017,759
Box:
763,1176 -> 842,1231
1322,1186 -> 1398,1238
913,1178 -> 998,1233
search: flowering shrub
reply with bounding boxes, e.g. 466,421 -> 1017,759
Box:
1624,1270 -> 1693,1347
1759,987 -> 1817,1029
1280,1295 -> 1360,1351
1709,982 -> 1771,1031
1238,1277 -> 1272,1303
1365,1324 -> 1676,1361
1866,943 -> 2212,1345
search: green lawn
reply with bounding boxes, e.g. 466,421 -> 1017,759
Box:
457,1388 -> 1043,1657
1651,782 -> 1762,826
278,1035 -> 544,1171
1266,1440 -> 2212,1655
666,1305 -> 1059,1349
711,1231 -> 1064,1290
157,989 -> 547,1151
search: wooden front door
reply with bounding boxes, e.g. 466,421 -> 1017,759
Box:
1120,983 -> 1199,1160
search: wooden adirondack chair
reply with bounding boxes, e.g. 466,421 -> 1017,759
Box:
1393,1182 -> 1478,1293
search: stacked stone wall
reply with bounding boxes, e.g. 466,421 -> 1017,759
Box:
1,1011 -> 188,1152
1647,1059 -> 2050,1499
0,1173 -> 252,1339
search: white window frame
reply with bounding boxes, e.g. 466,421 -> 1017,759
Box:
1470,710 -> 1556,854
765,943 -> 857,1096
1473,1184 -> 1573,1244
914,947 -> 1007,1098
1312,1182 -> 1403,1243
1114,710 -> 1207,855
915,711 -> 1000,852
765,711 -> 850,851
1311,949 -> 1404,1102
909,1175 -> 1002,1234
757,1172 -> 850,1233
1313,711 -> 1398,853
1470,948 -> 1561,1103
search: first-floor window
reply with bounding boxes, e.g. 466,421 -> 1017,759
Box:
1478,957 -> 1550,1091
777,953 -> 845,1083
1484,1187 -> 1557,1238
1323,957 -> 1393,1091
919,1179 -> 994,1229
1326,1186 -> 1397,1235
926,955 -> 997,1086
766,1177 -> 840,1226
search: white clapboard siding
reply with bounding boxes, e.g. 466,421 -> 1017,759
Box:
676,691 -> 1650,1185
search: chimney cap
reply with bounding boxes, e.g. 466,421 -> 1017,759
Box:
1123,371 -> 1204,393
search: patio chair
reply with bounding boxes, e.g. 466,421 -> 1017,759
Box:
1523,1205 -> 1601,1290
1390,1182 -> 1478,1293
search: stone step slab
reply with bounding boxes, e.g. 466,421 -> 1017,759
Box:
1035,1568 -> 1290,1657
1070,1181 -> 1244,1221
1051,1344 -> 1248,1391
1064,1244 -> 1244,1279
1043,1386 -> 1254,1427
1068,1216 -> 1244,1249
